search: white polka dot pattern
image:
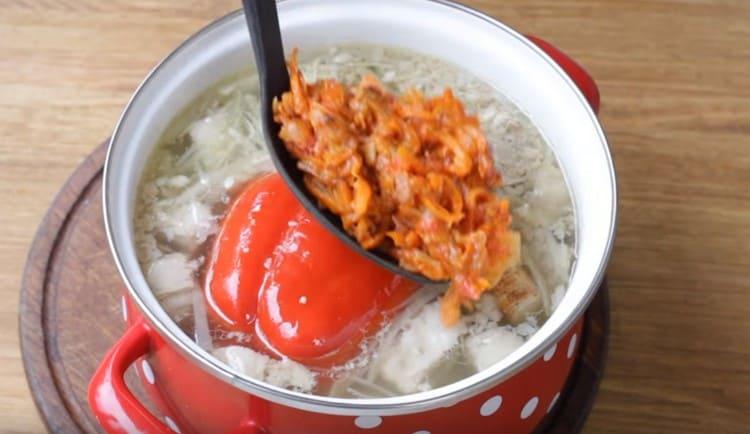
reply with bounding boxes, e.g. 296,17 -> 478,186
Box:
413,431 -> 431,434
354,416 -> 382,429
121,296 -> 128,322
567,334 -> 578,359
480,395 -> 503,416
543,343 -> 557,362
547,392 -> 561,413
520,396 -> 539,420
164,416 -> 181,433
141,359 -> 155,385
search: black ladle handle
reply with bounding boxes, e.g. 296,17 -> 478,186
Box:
242,0 -> 290,105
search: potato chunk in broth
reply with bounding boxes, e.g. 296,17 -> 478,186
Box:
134,45 -> 575,397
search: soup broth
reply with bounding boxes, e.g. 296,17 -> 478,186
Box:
134,45 -> 575,397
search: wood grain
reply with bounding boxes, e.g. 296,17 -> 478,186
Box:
1,0 -> 748,433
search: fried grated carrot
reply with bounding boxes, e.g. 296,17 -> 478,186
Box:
273,49 -> 519,325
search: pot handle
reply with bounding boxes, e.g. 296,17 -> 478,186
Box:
527,35 -> 600,114
88,320 -> 176,433
89,319 -> 264,434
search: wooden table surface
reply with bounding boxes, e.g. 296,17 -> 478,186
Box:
1,1 -> 748,432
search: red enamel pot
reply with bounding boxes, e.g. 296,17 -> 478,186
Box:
89,1 -> 616,433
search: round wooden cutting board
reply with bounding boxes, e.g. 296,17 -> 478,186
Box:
19,142 -> 609,434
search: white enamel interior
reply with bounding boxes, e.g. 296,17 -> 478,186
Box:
104,0 -> 616,416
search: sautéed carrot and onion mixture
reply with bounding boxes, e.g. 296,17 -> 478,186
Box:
274,51 -> 520,325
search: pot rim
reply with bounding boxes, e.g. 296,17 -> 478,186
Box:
103,0 -> 617,416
